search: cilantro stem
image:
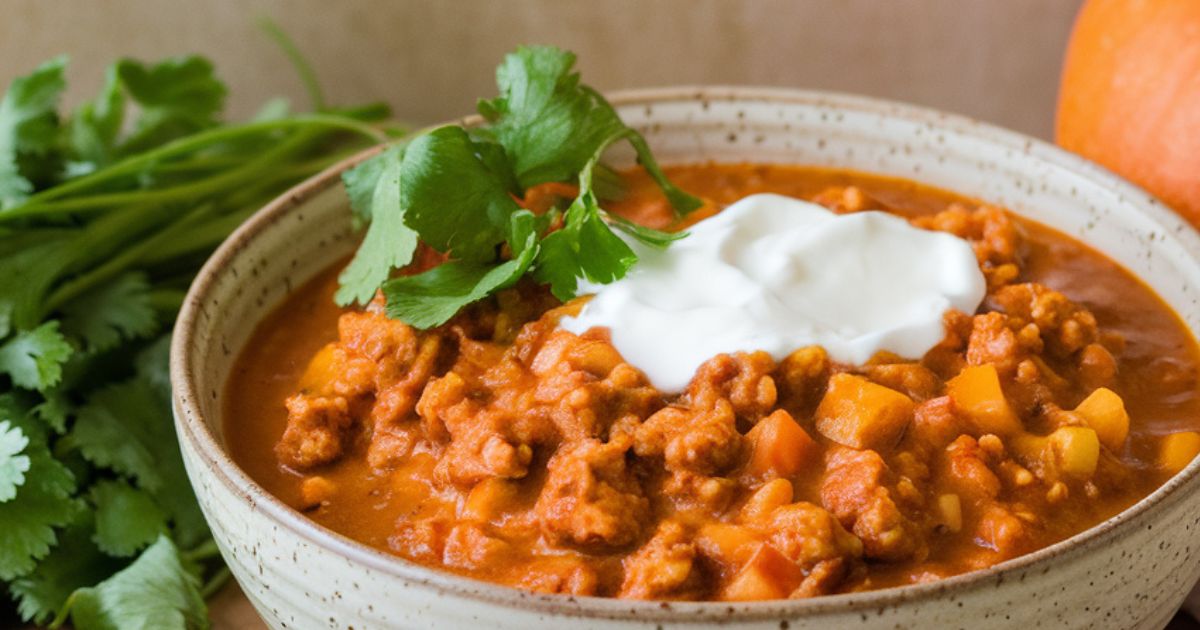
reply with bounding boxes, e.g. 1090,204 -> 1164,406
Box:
258,17 -> 326,111
200,566 -> 232,599
183,538 -> 222,563
149,288 -> 186,315
42,203 -> 216,315
1,114 -> 384,216
1,126 -> 327,220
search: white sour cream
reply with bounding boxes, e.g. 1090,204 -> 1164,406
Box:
559,193 -> 986,392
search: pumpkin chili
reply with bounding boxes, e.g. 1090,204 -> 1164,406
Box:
225,163 -> 1200,601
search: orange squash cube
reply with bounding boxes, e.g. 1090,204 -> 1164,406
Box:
696,523 -> 762,568
745,409 -> 819,479
739,478 -> 794,524
815,373 -> 914,450
1160,432 -> 1200,474
1074,387 -> 1130,451
719,544 -> 802,601
946,364 -> 1023,436
299,343 -> 339,391
1049,426 -> 1100,478
461,478 -> 519,522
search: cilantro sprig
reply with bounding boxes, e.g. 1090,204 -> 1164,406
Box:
0,27 -> 397,629
337,45 -> 699,325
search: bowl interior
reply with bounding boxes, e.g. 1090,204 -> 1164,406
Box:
176,87 -> 1200,614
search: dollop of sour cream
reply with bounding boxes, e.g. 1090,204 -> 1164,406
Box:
560,193 -> 986,392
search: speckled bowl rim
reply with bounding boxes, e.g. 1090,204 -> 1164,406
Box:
172,86 -> 1200,623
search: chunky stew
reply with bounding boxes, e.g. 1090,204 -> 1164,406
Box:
226,164 -> 1200,600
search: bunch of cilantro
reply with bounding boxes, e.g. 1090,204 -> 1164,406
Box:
336,45 -> 701,324
0,35 -> 394,629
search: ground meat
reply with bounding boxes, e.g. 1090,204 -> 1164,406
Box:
862,362 -> 941,401
619,520 -> 704,599
942,435 -> 1002,501
687,352 -> 778,420
991,283 -> 1098,358
635,400 -> 743,476
811,186 -> 876,214
912,203 -> 1022,268
774,346 -> 830,413
975,503 -> 1028,558
906,396 -> 960,453
635,399 -> 744,511
791,558 -> 851,598
821,448 -> 924,561
516,557 -> 599,596
966,312 -> 1024,377
276,394 -> 353,469
535,438 -> 649,548
766,502 -> 862,569
442,523 -> 511,570
1078,342 -> 1118,390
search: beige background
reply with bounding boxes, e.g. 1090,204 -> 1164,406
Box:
0,0 -> 1083,139
3,2 -> 1084,627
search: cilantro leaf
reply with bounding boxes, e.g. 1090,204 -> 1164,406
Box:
0,236 -> 77,331
480,46 -> 701,215
534,188 -> 636,301
398,126 -> 520,262
134,339 -> 211,547
9,513 -> 119,625
67,64 -> 126,172
64,535 -> 208,630
0,419 -> 30,502
334,146 -> 418,307
0,321 -> 73,391
0,56 -> 66,208
115,56 -> 226,155
69,380 -> 171,492
338,45 -> 700,327
384,210 -> 539,328
134,335 -> 172,396
61,273 -> 158,353
0,302 -> 11,339
0,404 -> 79,580
605,211 -> 688,248
32,388 -> 71,434
68,377 -> 209,546
480,46 -> 617,188
341,145 -> 394,225
89,480 -> 168,558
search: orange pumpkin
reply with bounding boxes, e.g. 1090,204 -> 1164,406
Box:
1056,0 -> 1200,227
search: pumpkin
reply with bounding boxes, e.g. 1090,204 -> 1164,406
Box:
1056,0 -> 1200,227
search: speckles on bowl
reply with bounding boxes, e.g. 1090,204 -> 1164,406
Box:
172,88 -> 1200,629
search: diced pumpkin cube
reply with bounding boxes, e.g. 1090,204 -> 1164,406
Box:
1074,387 -> 1130,451
745,410 -> 819,479
739,478 -> 794,524
946,364 -> 1023,436
719,544 -> 802,601
1008,432 -> 1049,468
1160,432 -> 1200,474
461,478 -> 519,522
696,523 -> 762,568
299,344 -> 339,391
1049,426 -> 1100,477
935,494 -> 962,533
814,373 -> 914,450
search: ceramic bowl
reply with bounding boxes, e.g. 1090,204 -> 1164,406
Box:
171,88 -> 1200,629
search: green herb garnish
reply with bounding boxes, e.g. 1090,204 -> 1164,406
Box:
337,45 -> 699,324
0,27 -> 396,629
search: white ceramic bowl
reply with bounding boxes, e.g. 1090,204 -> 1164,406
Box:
172,88 -> 1200,629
